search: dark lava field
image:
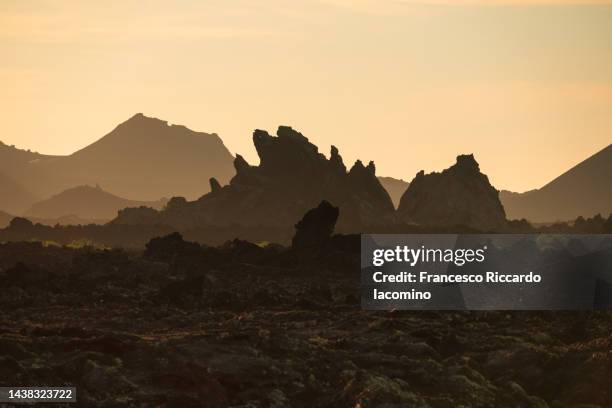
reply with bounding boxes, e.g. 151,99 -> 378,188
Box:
0,236 -> 611,408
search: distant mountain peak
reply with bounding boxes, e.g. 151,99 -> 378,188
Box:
119,112 -> 169,129
55,184 -> 119,197
377,176 -> 409,209
2,114 -> 236,207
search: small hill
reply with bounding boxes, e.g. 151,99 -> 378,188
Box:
500,144 -> 612,222
0,172 -> 38,214
397,154 -> 506,231
10,114 -> 236,201
378,176 -> 409,208
25,185 -> 166,221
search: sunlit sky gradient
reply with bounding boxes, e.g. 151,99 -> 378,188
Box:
1,0 -> 611,192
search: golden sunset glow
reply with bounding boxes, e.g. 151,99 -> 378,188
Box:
1,0 -> 611,192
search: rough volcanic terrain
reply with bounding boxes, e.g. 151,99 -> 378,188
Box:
0,233 -> 610,408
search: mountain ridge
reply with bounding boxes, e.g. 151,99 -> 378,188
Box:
3,114 -> 236,201
500,143 -> 612,222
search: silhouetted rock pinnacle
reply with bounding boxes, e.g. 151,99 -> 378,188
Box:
329,145 -> 346,174
397,154 -> 506,231
234,154 -> 251,175
209,178 -> 222,193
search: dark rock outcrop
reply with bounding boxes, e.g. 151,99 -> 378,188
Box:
115,126 -> 395,233
8,217 -> 34,231
292,201 -> 339,249
144,232 -> 202,263
397,154 -> 506,231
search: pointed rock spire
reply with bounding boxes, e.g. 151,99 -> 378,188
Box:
209,177 -> 222,193
234,154 -> 251,174
329,145 -> 346,174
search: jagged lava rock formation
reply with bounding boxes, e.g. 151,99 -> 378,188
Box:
397,154 -> 506,231
115,126 -> 395,232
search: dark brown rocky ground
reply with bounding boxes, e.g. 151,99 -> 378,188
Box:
0,239 -> 610,408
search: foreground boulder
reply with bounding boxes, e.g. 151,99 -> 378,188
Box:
115,126 -> 395,233
292,201 -> 339,249
397,154 -> 506,231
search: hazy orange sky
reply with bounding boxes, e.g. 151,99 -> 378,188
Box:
1,0 -> 611,192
